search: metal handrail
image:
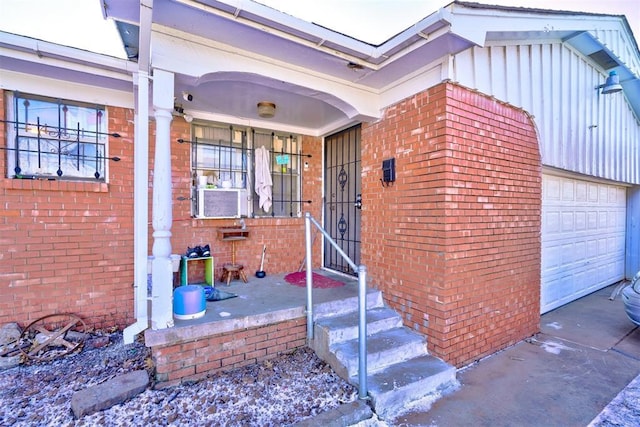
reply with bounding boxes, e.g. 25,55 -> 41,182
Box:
304,212 -> 368,399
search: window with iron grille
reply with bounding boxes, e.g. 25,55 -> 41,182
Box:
252,130 -> 301,217
6,93 -> 109,181
192,124 -> 248,189
190,123 -> 302,218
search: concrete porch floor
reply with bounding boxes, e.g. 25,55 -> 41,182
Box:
144,269 -> 364,347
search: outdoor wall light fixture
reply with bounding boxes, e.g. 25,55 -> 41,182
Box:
257,102 -> 276,118
596,71 -> 623,95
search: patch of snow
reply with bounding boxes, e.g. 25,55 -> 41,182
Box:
540,340 -> 575,355
545,321 -> 562,330
350,412 -> 391,426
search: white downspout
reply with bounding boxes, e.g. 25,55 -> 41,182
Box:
124,0 -> 154,344
123,71 -> 151,344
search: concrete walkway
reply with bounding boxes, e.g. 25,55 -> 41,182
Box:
393,285 -> 640,426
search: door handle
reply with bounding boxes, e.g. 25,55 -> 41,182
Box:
354,194 -> 362,210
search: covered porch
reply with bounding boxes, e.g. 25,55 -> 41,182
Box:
145,270 -> 371,384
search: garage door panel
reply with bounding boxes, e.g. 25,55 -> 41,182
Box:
541,174 -> 626,313
563,180 -> 575,200
541,243 -> 559,269
575,212 -> 586,230
543,210 -> 560,233
576,182 -> 588,201
562,212 -> 574,231
587,211 -> 598,229
589,184 -> 599,201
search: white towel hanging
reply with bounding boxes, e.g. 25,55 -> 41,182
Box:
254,146 -> 273,212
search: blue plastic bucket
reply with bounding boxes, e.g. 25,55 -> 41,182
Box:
173,285 -> 206,320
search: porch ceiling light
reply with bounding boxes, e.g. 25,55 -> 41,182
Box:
257,102 -> 276,118
597,71 -> 623,95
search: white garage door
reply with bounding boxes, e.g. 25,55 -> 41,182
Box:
541,173 -> 626,313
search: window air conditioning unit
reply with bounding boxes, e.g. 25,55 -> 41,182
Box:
196,188 -> 249,218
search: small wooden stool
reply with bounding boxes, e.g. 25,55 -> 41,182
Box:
221,264 -> 248,286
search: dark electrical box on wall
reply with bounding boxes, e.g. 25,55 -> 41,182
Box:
382,158 -> 396,185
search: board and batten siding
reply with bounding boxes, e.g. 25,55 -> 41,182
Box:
452,41 -> 640,185
590,28 -> 640,78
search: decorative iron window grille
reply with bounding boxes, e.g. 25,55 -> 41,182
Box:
191,124 -> 248,189
185,123 -> 309,218
6,93 -> 110,181
252,130 -> 302,217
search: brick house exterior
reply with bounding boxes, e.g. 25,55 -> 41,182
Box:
0,81 -> 540,369
2,1 -> 638,374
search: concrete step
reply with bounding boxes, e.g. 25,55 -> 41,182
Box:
362,354 -> 458,420
310,288 -> 458,420
315,306 -> 403,345
313,307 -> 403,364
332,327 -> 428,378
312,288 -> 384,320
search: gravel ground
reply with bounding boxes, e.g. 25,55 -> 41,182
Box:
0,332 -> 358,426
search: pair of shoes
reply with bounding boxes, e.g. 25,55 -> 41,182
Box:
201,244 -> 211,257
186,246 -> 200,258
185,244 -> 211,258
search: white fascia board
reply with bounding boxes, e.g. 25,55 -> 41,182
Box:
447,6 -> 624,47
379,62 -> 444,110
177,0 -> 455,66
0,32 -> 135,77
1,47 -> 134,85
176,0 -> 377,60
150,27 -> 381,119
378,7 -> 454,47
1,69 -> 133,108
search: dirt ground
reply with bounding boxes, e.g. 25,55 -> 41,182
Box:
0,332 -> 358,426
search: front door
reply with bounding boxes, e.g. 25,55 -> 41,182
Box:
324,125 -> 361,275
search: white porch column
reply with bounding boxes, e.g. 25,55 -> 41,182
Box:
150,69 -> 175,329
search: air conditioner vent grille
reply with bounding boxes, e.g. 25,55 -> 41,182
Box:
197,189 -> 248,218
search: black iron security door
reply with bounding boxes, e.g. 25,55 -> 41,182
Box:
324,125 -> 361,275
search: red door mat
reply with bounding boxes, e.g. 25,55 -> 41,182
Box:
284,272 -> 345,289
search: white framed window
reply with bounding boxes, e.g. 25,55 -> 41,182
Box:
6,92 -> 109,181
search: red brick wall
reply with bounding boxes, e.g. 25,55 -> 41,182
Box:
152,317 -> 306,384
1,91 -> 322,329
361,82 -> 541,367
159,124 -> 323,279
0,94 -> 136,329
